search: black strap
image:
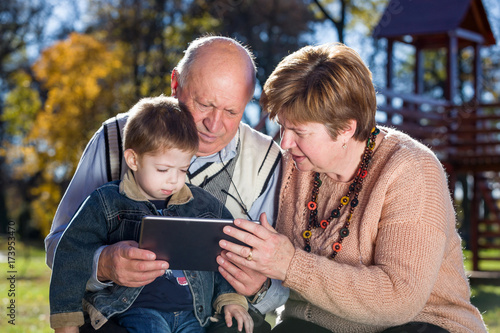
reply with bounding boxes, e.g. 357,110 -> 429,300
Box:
114,117 -> 123,180
103,123 -> 112,182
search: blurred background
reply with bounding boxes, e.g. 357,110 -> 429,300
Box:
1,0 -> 499,331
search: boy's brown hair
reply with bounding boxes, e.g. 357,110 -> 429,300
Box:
123,95 -> 198,156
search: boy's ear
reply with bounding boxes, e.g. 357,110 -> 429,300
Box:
124,149 -> 139,171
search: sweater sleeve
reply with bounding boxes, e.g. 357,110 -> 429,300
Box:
282,149 -> 452,326
49,191 -> 109,329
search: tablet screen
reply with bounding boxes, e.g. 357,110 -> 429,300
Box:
139,216 -> 255,271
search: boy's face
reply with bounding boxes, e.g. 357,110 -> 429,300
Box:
132,148 -> 192,201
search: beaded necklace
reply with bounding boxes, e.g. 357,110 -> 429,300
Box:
303,127 -> 380,259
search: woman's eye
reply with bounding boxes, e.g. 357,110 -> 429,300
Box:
158,169 -> 168,173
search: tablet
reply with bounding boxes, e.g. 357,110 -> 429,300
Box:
139,216 -> 255,271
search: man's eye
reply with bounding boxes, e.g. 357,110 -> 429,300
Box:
198,102 -> 210,110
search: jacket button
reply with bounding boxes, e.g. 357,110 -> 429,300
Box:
197,305 -> 203,312
95,320 -> 100,325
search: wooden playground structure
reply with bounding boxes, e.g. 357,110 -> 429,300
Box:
373,0 -> 500,272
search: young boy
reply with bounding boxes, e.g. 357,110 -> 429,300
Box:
49,96 -> 252,333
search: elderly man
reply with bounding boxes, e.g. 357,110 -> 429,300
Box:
45,36 -> 288,332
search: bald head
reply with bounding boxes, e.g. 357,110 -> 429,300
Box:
175,36 -> 257,97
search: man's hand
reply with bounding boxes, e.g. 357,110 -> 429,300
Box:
97,240 -> 168,287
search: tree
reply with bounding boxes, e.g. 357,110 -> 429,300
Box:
0,0 -> 46,235
198,0 -> 316,87
4,1 -> 223,237
4,33 -> 130,235
85,0 -> 221,100
312,0 -> 387,44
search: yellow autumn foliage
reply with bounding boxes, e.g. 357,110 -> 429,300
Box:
31,33 -> 128,163
19,32 -> 132,235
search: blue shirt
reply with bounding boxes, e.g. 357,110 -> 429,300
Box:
131,200 -> 193,312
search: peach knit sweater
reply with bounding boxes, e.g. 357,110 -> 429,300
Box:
276,127 -> 486,333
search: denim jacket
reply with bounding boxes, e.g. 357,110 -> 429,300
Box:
50,170 -> 244,330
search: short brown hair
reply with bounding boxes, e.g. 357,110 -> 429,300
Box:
261,43 -> 376,141
123,95 -> 198,156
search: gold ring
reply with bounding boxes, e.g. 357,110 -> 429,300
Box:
246,250 -> 253,261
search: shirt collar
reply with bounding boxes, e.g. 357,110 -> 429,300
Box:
189,125 -> 240,170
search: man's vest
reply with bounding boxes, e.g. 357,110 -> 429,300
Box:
103,116 -> 281,220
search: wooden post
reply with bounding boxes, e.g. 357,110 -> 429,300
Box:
386,38 -> 394,107
414,42 -> 424,96
471,172 -> 480,271
473,42 -> 482,155
446,32 -> 458,103
473,43 -> 482,101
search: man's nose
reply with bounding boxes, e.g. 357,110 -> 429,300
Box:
203,108 -> 223,133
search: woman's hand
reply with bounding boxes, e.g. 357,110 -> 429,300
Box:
223,304 -> 253,333
218,213 -> 295,281
217,252 -> 269,296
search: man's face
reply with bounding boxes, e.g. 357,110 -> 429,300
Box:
173,47 -> 254,157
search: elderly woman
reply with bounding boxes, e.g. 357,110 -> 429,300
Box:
217,44 -> 486,333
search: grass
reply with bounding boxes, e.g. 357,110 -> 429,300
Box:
1,239 -> 499,332
464,249 -> 500,333
1,239 -> 52,332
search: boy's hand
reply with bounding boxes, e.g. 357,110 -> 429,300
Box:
54,326 -> 78,333
224,304 -> 253,333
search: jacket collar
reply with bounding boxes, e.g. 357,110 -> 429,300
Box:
119,169 -> 193,206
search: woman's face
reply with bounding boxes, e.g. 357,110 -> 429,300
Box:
279,118 -> 344,175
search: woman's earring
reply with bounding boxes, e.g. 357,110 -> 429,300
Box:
342,141 -> 347,149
